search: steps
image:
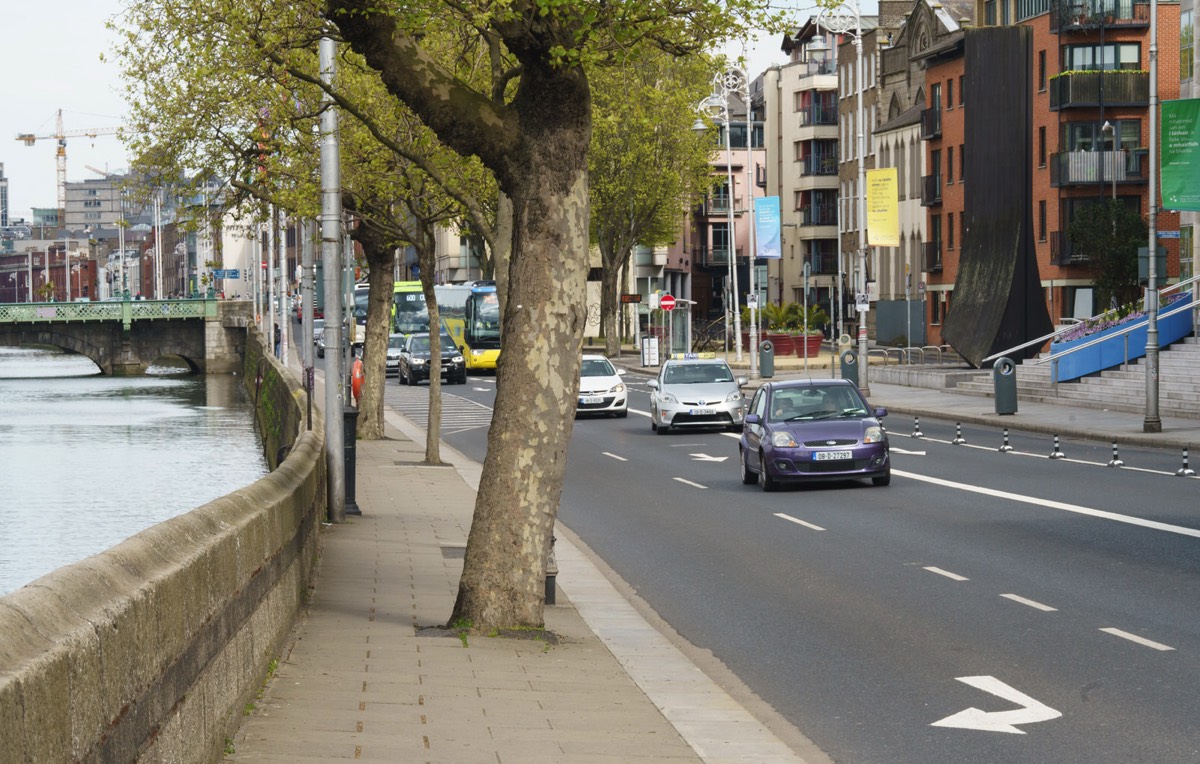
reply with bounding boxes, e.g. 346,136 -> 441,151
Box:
944,336 -> 1200,418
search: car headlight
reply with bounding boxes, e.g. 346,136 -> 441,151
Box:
472,349 -> 485,356
863,425 -> 884,443
411,358 -> 426,366
771,431 -> 799,447
610,383 -> 626,394
725,391 -> 743,404
451,355 -> 464,363
660,392 -> 678,404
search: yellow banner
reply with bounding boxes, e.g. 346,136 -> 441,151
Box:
866,168 -> 899,247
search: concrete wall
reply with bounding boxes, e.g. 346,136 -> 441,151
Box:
0,329 -> 326,763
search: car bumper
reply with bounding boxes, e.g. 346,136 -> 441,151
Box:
658,402 -> 744,428
408,363 -> 466,381
761,445 -> 890,482
577,393 -> 627,413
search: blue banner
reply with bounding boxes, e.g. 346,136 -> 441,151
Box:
754,196 -> 782,259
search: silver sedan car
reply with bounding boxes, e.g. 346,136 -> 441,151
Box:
648,358 -> 747,435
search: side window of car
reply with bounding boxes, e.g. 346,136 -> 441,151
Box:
749,389 -> 765,417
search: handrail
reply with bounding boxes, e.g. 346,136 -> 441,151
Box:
1032,293 -> 1195,365
982,274 -> 1200,365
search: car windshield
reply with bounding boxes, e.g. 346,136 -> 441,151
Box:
581,358 -> 616,377
769,386 -> 869,422
388,336 -> 404,349
409,335 -> 455,353
663,364 -> 733,385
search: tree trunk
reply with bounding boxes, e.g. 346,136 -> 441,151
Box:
492,192 -> 513,334
352,225 -> 398,440
600,247 -> 622,357
416,221 -> 444,464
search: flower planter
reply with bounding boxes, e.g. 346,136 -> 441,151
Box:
796,333 -> 824,358
1049,292 -> 1193,382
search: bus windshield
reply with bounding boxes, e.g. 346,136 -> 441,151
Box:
392,282 -> 428,334
465,290 -> 501,349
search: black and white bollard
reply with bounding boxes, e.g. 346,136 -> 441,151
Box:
998,428 -> 1014,453
1049,434 -> 1066,460
951,422 -> 966,445
1177,446 -> 1196,477
912,416 -> 924,438
1107,441 -> 1124,468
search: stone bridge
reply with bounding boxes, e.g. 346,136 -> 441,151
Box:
0,298 -> 251,374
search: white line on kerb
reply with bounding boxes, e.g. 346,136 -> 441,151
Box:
673,477 -> 707,489
1001,593 -> 1058,612
774,513 -> 826,531
602,452 -> 628,462
1100,627 -> 1175,651
893,469 -> 1200,540
924,566 -> 969,581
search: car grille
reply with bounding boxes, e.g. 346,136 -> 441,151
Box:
803,438 -> 858,447
673,412 -> 734,425
795,458 -> 871,473
578,397 -> 616,410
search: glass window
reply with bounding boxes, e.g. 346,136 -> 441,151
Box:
1039,200 -> 1047,241
946,79 -> 954,109
1038,50 -> 1047,90
1039,126 -> 1047,167
960,144 -> 965,181
947,147 -> 954,185
1182,10 -> 1194,82
930,82 -> 942,111
948,213 -> 955,250
1064,43 -> 1141,71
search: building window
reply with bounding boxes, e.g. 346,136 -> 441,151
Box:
985,0 -> 996,25
959,144 -> 965,181
1039,200 -> 1047,241
1064,43 -> 1141,71
947,147 -> 954,185
960,75 -> 965,105
1181,225 -> 1194,280
794,141 -> 803,162
930,82 -> 942,111
946,79 -> 954,109
948,213 -> 955,249
1039,126 -> 1047,167
1038,51 -> 1047,91
1183,10 -> 1194,82
931,293 -> 943,324
1064,119 -> 1140,151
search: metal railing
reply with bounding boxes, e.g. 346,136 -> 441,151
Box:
981,274 -> 1200,367
0,298 -> 214,326
920,108 -> 942,140
1049,70 -> 1149,109
921,174 -> 943,206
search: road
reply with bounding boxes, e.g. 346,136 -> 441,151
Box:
383,370 -> 1200,762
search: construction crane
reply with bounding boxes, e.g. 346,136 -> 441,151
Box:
16,109 -> 121,227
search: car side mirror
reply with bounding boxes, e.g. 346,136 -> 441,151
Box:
647,380 -> 659,390
745,413 -> 761,425
736,376 -> 749,387
874,407 -> 888,418
617,368 -> 627,376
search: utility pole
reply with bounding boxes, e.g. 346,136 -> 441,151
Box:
320,37 -> 347,523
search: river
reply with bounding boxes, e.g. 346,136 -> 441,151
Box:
0,346 -> 268,596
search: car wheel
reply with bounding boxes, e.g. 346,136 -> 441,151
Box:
616,408 -> 628,419
872,469 -> 891,487
454,373 -> 466,385
656,422 -> 669,435
758,452 -> 778,492
740,448 -> 757,485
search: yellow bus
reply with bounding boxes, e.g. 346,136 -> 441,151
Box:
390,280 -> 499,370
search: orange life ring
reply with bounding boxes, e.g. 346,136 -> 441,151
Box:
351,358 -> 365,402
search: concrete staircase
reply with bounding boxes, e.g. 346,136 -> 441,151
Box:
944,336 -> 1200,418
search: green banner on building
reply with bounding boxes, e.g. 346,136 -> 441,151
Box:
1161,98 -> 1200,211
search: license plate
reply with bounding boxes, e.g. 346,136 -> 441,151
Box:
581,396 -> 603,404
814,450 -> 853,461
689,407 -> 715,415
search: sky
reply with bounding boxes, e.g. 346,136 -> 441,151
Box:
0,1 -> 835,223
3,1 -> 131,222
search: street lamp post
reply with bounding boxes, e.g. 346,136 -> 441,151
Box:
819,0 -> 871,394
1144,0 -> 1161,432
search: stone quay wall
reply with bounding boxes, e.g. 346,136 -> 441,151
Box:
0,327 -> 327,763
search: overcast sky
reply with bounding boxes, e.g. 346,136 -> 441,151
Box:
1,2 -> 829,224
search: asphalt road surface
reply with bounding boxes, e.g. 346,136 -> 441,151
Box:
385,372 -> 1200,763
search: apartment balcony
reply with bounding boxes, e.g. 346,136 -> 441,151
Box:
802,202 -> 838,227
920,108 -> 942,140
1050,231 -> 1091,266
695,245 -> 742,268
799,104 -> 839,128
921,174 -> 943,207
801,155 -> 839,177
703,193 -> 734,216
1049,0 -> 1150,33
923,242 -> 943,272
1049,149 -> 1147,187
1049,70 -> 1149,110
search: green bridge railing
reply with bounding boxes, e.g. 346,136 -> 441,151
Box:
0,298 -> 217,329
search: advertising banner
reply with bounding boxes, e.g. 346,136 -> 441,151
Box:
866,168 -> 900,247
1162,98 -> 1200,211
755,196 -> 782,259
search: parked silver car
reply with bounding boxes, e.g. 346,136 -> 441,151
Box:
648,357 -> 747,434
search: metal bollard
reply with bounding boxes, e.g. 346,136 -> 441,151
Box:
1049,434 -> 1066,460
912,416 -> 924,438
1107,441 -> 1124,468
998,428 -> 1014,453
951,422 -> 966,445
1177,447 -> 1196,477
544,535 -> 558,605
343,405 -> 362,515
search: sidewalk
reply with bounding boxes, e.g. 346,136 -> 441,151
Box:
225,398 -> 820,763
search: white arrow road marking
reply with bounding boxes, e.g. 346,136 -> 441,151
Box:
673,477 -> 707,489
602,452 -> 627,462
932,676 -> 1062,734
689,453 -> 729,462
891,447 -> 927,455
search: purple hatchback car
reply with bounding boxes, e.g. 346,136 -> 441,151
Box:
739,379 -> 890,491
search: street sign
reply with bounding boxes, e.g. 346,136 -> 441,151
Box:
1158,230 -> 1181,239
620,293 -> 642,304
660,294 -> 676,311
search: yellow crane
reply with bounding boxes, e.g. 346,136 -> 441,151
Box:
16,109 -> 121,226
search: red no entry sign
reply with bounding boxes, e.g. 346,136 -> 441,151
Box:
660,294 -> 676,311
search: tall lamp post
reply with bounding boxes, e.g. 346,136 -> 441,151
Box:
1143,0 -> 1161,432
698,66 -> 759,377
819,0 -> 871,394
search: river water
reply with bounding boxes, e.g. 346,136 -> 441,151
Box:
0,347 -> 268,596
